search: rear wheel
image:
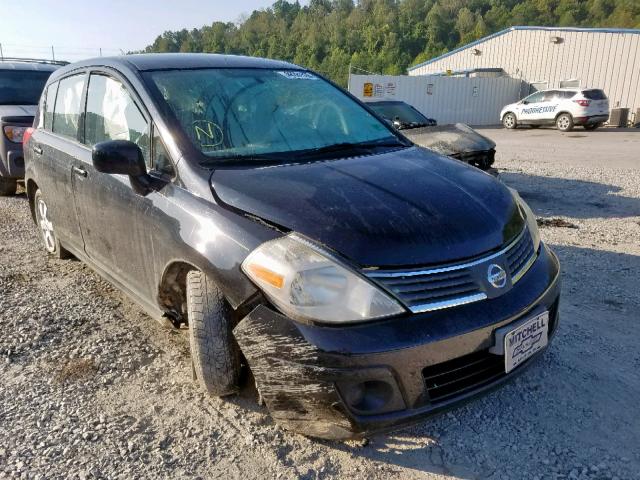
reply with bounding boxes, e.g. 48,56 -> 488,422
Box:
186,270 -> 242,397
556,113 -> 574,132
0,177 -> 17,196
584,123 -> 600,131
34,189 -> 72,259
502,112 -> 517,129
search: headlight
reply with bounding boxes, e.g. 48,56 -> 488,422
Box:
242,234 -> 405,324
3,126 -> 27,144
512,189 -> 541,251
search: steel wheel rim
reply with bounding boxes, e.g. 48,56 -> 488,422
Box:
558,116 -> 569,129
37,197 -> 56,253
504,115 -> 514,127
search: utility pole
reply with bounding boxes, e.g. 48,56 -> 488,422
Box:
347,62 -> 352,92
99,48 -> 102,57
0,43 -> 3,61
51,46 -> 55,61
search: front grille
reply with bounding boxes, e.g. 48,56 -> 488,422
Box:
422,298 -> 559,404
366,226 -> 537,313
370,269 -> 483,311
507,228 -> 535,283
423,349 -> 505,403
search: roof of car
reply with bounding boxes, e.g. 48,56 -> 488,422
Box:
51,53 -> 303,77
534,88 -> 604,92
365,100 -> 408,105
0,60 -> 61,72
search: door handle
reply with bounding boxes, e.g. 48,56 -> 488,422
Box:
32,145 -> 43,155
72,166 -> 88,178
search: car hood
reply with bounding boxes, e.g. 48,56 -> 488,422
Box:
0,104 -> 36,122
210,146 -> 524,267
402,123 -> 496,157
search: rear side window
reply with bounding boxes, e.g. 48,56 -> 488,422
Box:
43,82 -> 58,130
560,91 -> 577,99
542,91 -> 560,101
84,74 -> 150,166
583,89 -> 607,100
53,74 -> 85,139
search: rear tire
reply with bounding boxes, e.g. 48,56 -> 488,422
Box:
0,178 -> 17,196
502,112 -> 517,129
186,270 -> 241,397
583,123 -> 600,131
556,113 -> 574,132
34,189 -> 72,259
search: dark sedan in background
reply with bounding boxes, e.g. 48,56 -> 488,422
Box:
367,100 -> 497,171
0,58 -> 64,195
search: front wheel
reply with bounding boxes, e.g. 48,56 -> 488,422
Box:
186,270 -> 242,397
584,123 -> 600,131
556,113 -> 574,132
34,189 -> 72,259
0,177 -> 17,196
502,113 -> 517,129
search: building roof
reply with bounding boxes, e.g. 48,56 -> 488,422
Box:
408,26 -> 640,73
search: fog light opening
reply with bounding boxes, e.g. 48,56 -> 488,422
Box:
343,380 -> 395,413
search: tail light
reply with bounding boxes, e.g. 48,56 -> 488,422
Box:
573,99 -> 590,107
22,127 -> 34,147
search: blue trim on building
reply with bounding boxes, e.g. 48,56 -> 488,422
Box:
407,26 -> 640,73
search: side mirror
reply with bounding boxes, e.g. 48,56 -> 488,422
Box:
92,140 -> 146,176
521,100 -> 529,105
92,140 -> 154,195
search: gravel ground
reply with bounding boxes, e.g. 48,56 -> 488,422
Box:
1,128 -> 639,479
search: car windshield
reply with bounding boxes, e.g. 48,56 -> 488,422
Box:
144,68 -> 403,163
368,102 -> 429,126
0,70 -> 52,105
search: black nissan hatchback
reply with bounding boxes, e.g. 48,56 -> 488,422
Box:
24,54 -> 560,440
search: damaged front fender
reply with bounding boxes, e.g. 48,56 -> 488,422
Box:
233,305 -> 358,440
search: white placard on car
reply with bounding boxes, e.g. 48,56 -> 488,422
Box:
504,311 -> 549,373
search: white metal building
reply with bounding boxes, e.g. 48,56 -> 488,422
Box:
408,26 -> 640,118
349,74 -> 524,125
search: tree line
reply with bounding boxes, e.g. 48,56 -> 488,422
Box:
143,0 -> 640,86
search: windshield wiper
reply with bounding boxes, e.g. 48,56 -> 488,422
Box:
296,139 -> 406,158
200,152 -> 290,166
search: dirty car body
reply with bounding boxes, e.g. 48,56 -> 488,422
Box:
24,54 -> 560,440
367,100 -> 497,171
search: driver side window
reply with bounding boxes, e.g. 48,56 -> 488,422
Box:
84,74 -> 150,167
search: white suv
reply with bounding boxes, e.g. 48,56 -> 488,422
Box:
501,88 -> 609,132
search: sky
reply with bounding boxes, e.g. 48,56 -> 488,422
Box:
0,0 -> 278,62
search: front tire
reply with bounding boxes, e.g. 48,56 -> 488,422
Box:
502,112 -> 517,129
34,189 -> 72,259
186,270 -> 242,397
556,113 -> 574,132
0,177 -> 17,196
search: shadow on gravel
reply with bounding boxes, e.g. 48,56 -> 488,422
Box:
501,172 -> 640,219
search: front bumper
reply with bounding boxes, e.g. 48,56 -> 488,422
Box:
1,149 -> 26,178
449,148 -> 496,170
234,244 -> 561,440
